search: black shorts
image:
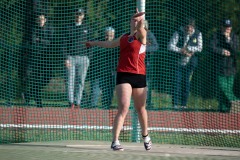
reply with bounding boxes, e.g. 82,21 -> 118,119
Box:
116,72 -> 146,88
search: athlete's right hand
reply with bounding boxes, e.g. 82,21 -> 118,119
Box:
223,49 -> 231,56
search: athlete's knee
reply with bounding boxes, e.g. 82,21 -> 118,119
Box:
117,106 -> 129,117
135,105 -> 146,114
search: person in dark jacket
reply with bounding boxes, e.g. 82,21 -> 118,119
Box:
24,14 -> 54,108
90,27 -> 118,108
168,17 -> 203,109
0,31 -> 14,107
144,20 -> 159,109
210,19 -> 239,112
63,8 -> 90,109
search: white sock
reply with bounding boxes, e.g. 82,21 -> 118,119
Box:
113,140 -> 120,146
143,136 -> 151,143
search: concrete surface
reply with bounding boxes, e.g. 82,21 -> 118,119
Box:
0,140 -> 239,160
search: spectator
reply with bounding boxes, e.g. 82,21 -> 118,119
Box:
63,8 -> 90,109
24,14 -> 54,108
210,19 -> 239,112
144,20 -> 159,109
168,17 -> 203,109
90,27 -> 118,108
85,9 -> 152,151
0,29 -> 14,107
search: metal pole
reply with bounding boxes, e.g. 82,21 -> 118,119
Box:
131,101 -> 141,142
137,0 -> 146,19
131,0 -> 146,143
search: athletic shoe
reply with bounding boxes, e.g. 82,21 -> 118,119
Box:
111,142 -> 124,151
75,105 -> 81,109
173,105 -> 178,109
144,140 -> 152,151
69,103 -> 75,109
6,101 -> 12,108
181,106 -> 187,109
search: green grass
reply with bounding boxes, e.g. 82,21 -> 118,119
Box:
146,91 -> 219,111
1,129 -> 240,148
1,78 -> 220,111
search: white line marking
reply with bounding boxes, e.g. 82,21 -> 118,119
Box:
1,124 -> 240,134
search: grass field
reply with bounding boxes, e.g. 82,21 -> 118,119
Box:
0,90 -> 220,111
1,128 -> 240,148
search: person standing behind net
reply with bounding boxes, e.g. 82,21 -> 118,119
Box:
144,20 -> 159,109
1,29 -> 15,107
90,27 -> 118,108
168,17 -> 203,109
210,19 -> 239,113
24,14 -> 54,108
85,9 -> 152,151
63,8 -> 90,109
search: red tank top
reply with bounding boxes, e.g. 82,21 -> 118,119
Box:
117,33 -> 146,75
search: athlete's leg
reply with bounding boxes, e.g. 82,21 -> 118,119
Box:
112,83 -> 132,142
132,87 -> 148,136
132,87 -> 152,150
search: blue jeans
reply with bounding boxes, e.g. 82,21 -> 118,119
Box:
172,64 -> 194,106
66,56 -> 89,105
146,62 -> 153,107
90,73 -> 116,108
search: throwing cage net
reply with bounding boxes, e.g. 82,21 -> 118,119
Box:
0,0 -> 240,148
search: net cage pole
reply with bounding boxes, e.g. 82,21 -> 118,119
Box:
137,0 -> 146,19
131,0 -> 146,143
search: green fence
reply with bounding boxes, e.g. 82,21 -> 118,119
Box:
0,0 -> 240,148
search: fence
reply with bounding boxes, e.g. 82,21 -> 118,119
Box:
0,0 -> 240,148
